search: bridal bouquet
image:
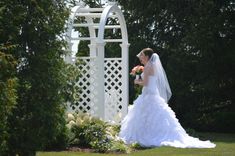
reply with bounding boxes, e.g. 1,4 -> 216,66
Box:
130,65 -> 144,80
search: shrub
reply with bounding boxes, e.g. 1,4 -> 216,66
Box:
110,140 -> 130,153
66,113 -> 131,153
67,113 -> 111,152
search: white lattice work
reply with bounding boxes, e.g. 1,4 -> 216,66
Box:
65,2 -> 130,123
104,58 -> 124,122
72,57 -> 99,116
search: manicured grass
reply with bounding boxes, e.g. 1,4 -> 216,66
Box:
37,133 -> 235,156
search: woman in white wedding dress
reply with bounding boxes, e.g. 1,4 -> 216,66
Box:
119,48 -> 216,148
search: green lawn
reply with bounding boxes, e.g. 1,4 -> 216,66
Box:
37,133 -> 235,156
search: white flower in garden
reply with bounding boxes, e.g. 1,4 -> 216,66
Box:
66,120 -> 75,129
106,126 -> 114,134
76,118 -> 84,125
69,120 -> 75,125
83,114 -> 91,121
67,113 -> 75,122
106,133 -> 115,140
66,124 -> 70,129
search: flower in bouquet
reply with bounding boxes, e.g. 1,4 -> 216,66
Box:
130,65 -> 144,76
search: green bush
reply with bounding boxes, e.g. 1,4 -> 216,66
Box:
66,113 -> 131,153
67,113 -> 111,152
110,140 -> 130,153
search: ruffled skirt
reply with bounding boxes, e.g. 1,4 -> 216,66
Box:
119,93 -> 216,148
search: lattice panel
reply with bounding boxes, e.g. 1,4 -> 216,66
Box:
104,58 -> 123,123
69,57 -> 126,123
72,57 -> 98,116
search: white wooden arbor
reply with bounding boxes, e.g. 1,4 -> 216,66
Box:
65,2 -> 129,123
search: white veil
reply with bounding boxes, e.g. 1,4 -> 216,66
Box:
147,53 -> 172,102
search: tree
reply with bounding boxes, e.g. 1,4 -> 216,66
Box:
0,2 -> 20,155
0,46 -> 18,155
0,0 -> 71,155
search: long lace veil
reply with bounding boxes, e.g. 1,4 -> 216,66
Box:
147,53 -> 172,102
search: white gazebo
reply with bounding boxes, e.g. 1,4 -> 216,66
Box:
65,2 -> 129,123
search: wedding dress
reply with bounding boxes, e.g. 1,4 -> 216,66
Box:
119,53 -> 216,148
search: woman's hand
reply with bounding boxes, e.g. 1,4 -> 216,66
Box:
134,79 -> 143,85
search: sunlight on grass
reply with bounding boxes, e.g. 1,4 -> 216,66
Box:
37,133 -> 235,156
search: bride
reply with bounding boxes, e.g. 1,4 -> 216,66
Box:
119,48 -> 216,148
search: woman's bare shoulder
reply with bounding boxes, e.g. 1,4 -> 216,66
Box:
144,65 -> 154,75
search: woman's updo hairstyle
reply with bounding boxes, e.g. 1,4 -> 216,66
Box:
141,48 -> 154,60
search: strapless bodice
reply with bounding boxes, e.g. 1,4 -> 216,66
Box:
142,75 -> 159,95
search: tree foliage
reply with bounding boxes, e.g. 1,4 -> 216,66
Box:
117,0 -> 235,132
0,45 -> 18,155
0,0 -> 73,155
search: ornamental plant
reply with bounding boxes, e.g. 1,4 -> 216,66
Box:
66,113 -> 130,153
66,113 -> 112,152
